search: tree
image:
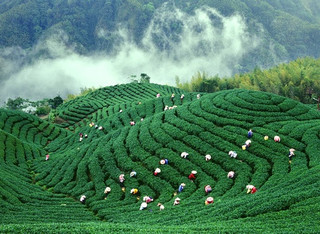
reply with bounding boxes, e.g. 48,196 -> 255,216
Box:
49,96 -> 63,109
35,105 -> 51,116
6,97 -> 24,110
140,73 -> 150,83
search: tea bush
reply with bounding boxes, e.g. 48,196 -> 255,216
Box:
0,85 -> 319,232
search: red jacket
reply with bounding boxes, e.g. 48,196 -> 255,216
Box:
188,174 -> 196,180
251,187 -> 257,194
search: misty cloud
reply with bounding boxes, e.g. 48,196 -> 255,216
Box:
0,4 -> 260,104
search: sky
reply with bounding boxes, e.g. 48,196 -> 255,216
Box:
0,4 -> 260,105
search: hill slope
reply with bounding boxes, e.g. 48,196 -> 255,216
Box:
0,83 -> 320,232
0,0 -> 320,77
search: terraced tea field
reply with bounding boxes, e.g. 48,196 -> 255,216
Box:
0,83 -> 319,233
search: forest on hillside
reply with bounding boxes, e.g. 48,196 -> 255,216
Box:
0,0 -> 320,75
177,57 -> 320,103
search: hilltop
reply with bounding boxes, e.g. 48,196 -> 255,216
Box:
0,83 -> 320,233
1,0 -> 320,78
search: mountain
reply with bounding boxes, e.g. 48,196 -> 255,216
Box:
0,82 -> 319,232
0,0 -> 320,75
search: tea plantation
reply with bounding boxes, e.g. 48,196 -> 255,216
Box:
0,83 -> 319,233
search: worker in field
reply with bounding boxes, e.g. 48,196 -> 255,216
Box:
205,154 -> 211,161
204,185 -> 212,194
80,195 -> 86,204
130,121 -> 135,126
140,202 -> 148,210
154,168 -> 161,176
181,152 -> 189,159
143,196 -> 153,203
160,159 -> 169,165
178,183 -> 186,193
248,129 -> 253,138
245,140 -> 251,148
164,105 -> 169,111
180,94 -> 185,104
188,170 -> 197,181
130,171 -> 137,177
197,94 -> 201,99
246,185 -> 257,194
157,203 -> 165,210
104,187 -> 111,197
171,93 -> 175,101
45,154 -> 50,161
173,197 -> 181,205
79,133 -> 83,142
274,136 -> 281,142
98,126 -> 104,130
289,148 -> 295,164
227,171 -> 235,179
119,174 -> 125,187
205,197 -> 214,205
264,136 -> 269,140
130,188 -> 139,195
156,93 -> 160,98
228,151 -> 237,158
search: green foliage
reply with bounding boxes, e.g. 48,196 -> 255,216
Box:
36,105 -> 51,116
0,83 -> 320,232
139,73 -> 150,84
0,0 -> 319,73
177,57 -> 320,103
5,97 -> 24,110
49,95 -> 63,109
65,87 -> 97,103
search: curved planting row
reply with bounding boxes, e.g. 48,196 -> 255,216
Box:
0,109 -> 69,147
1,86 -> 320,232
27,88 -> 320,226
0,110 -> 97,224
56,83 -> 186,128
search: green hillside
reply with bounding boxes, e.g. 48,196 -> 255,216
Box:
0,0 -> 320,74
1,83 -> 320,233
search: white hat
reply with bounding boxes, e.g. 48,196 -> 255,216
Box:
160,160 -> 165,165
175,197 -> 181,201
140,202 -> 147,209
104,187 -> 111,193
207,197 -> 214,202
130,189 -> 135,194
191,170 -> 197,174
155,168 -> 161,173
143,196 -> 150,201
246,184 -> 254,189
